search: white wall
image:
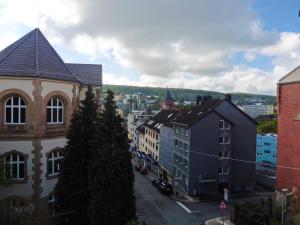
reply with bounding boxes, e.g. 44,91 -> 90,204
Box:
0,140 -> 34,200
0,77 -> 34,100
40,138 -> 67,198
41,80 -> 73,99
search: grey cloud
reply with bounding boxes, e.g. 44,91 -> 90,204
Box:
50,0 -> 278,77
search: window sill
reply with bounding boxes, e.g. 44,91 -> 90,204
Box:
46,174 -> 59,180
6,179 -> 27,184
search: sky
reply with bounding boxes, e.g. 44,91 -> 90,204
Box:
0,0 -> 299,95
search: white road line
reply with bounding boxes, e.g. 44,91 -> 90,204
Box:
176,201 -> 192,213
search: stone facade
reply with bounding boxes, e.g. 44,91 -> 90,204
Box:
0,28 -> 102,216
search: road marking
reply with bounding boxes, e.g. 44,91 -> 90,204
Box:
176,201 -> 198,213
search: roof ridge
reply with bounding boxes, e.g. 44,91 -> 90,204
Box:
35,28 -> 40,76
36,29 -> 79,82
0,29 -> 36,65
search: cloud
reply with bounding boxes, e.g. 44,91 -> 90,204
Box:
0,0 -> 298,94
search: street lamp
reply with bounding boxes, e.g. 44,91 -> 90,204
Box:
281,188 -> 288,225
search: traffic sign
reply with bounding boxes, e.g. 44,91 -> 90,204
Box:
219,201 -> 227,209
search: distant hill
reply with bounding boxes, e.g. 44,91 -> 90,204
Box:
102,84 -> 276,106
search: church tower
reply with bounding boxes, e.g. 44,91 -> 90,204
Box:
160,89 -> 175,110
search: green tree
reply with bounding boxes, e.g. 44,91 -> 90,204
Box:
89,90 -> 136,225
257,119 -> 277,134
55,86 -> 98,225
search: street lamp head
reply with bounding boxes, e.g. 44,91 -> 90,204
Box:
281,188 -> 288,192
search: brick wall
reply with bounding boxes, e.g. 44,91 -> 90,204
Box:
277,82 -> 300,205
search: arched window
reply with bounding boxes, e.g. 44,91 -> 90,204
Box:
48,192 -> 55,215
5,96 -> 26,124
47,97 -> 64,124
4,153 -> 25,180
47,149 -> 63,176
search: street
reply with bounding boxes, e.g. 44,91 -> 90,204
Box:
134,171 -> 224,225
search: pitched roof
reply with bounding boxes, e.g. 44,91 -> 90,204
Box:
144,110 -> 179,132
172,99 -> 222,126
164,89 -> 174,102
66,63 -> 102,86
279,66 -> 300,84
0,28 -> 102,86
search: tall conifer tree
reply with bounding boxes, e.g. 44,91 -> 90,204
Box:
55,86 -> 97,225
89,90 -> 136,225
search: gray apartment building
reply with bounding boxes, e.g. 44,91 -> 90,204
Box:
172,95 -> 257,196
159,121 -> 175,180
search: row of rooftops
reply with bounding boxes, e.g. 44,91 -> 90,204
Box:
137,95 -> 256,134
0,28 -> 102,86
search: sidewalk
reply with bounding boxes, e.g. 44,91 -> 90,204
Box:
205,217 -> 234,225
143,171 -> 200,203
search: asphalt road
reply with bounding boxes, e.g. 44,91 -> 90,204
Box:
134,171 -> 222,225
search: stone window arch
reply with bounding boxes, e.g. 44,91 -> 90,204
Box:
2,151 -> 28,181
47,147 -> 63,177
4,96 -> 26,124
46,97 -> 64,124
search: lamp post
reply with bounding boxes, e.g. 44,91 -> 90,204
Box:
281,188 -> 288,225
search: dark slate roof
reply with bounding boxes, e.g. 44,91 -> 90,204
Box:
0,28 -> 102,86
66,63 -> 102,86
164,89 -> 174,102
144,110 -> 179,132
172,99 -> 223,126
136,125 -> 145,134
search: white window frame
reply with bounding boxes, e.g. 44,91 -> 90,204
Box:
218,167 -> 223,175
5,96 -> 26,125
47,97 -> 64,124
225,136 -> 231,144
223,167 -> 229,174
48,150 -> 63,176
225,122 -> 231,130
219,120 -> 224,130
219,136 -> 224,144
4,153 -> 25,180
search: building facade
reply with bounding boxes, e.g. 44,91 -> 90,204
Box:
159,123 -> 175,180
277,66 -> 300,206
0,28 -> 102,215
172,96 -> 257,196
256,133 -> 277,173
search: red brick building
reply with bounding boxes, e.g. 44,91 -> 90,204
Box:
277,66 -> 300,205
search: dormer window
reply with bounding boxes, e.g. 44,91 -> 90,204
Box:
5,96 -> 26,124
47,97 -> 64,124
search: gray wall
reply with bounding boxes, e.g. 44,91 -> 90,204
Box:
215,101 -> 256,192
189,112 -> 220,195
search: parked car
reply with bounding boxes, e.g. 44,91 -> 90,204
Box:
157,181 -> 173,195
139,168 -> 148,175
135,165 -> 142,171
151,179 -> 159,186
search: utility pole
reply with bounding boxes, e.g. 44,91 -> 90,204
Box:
281,188 -> 288,225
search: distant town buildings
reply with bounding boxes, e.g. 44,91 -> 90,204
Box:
277,65 -> 300,206
238,104 -> 274,119
132,92 -> 257,197
256,133 -> 277,172
0,28 -> 102,214
127,109 -> 159,143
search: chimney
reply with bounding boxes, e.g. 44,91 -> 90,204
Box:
196,95 -> 212,106
224,94 -> 232,102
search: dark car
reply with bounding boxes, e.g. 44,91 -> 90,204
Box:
158,181 -> 173,195
139,168 -> 148,175
135,165 -> 142,171
151,179 -> 159,186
